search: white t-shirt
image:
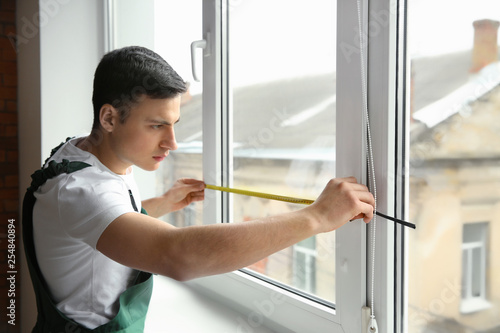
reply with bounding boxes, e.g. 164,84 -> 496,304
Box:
33,136 -> 143,329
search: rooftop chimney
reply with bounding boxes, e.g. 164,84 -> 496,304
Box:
470,19 -> 500,73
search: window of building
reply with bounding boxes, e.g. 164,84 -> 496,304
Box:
461,222 -> 489,313
293,237 -> 318,295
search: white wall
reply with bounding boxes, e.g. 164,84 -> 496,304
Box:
17,0 -> 274,331
39,0 -> 103,158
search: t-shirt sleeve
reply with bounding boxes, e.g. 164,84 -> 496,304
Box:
57,170 -> 136,249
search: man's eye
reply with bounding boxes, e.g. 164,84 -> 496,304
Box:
151,125 -> 162,129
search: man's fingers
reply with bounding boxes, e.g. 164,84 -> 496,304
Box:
355,189 -> 375,223
338,176 -> 358,184
191,190 -> 205,198
335,177 -> 371,194
351,202 -> 374,223
341,179 -> 374,224
189,191 -> 205,203
355,190 -> 375,206
178,178 -> 205,191
360,202 -> 375,222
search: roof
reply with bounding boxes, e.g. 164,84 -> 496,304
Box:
411,50 -> 472,113
175,73 -> 336,160
413,61 -> 500,128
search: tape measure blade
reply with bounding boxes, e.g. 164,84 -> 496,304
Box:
205,184 -> 314,205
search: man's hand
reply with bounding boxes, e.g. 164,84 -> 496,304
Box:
163,178 -> 205,212
306,177 -> 374,233
142,178 -> 205,218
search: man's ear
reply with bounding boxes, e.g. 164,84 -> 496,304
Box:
99,104 -> 119,132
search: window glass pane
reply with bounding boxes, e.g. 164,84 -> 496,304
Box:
294,251 -> 308,290
463,222 -> 486,243
154,0 -> 204,227
471,247 -> 482,298
229,0 -> 337,304
461,249 -> 469,299
298,236 -> 316,250
408,0 -> 499,330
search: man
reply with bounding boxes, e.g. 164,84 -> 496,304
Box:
24,46 -> 374,332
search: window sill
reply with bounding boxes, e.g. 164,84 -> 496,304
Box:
145,275 -> 275,332
186,270 -> 340,333
460,298 -> 491,314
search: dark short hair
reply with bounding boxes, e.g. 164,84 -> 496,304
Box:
91,46 -> 187,129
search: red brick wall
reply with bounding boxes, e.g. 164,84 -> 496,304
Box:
0,0 -> 19,331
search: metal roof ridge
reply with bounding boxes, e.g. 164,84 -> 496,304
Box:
413,62 -> 500,128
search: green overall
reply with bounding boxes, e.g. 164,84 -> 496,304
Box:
22,139 -> 154,332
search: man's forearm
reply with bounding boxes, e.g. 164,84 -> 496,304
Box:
154,208 -> 318,281
141,196 -> 165,218
98,178 -> 373,282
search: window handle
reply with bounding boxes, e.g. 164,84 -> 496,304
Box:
190,33 -> 210,82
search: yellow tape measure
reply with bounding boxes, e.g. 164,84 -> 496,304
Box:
205,184 -> 416,229
205,184 -> 314,205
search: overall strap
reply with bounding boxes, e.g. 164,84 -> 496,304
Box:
22,139 -> 153,333
23,157 -> 93,332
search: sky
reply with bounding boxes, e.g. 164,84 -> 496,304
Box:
409,0 -> 500,57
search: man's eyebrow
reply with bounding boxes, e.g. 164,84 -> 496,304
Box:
147,117 -> 180,125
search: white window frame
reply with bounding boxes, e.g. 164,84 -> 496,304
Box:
365,0 -> 409,332
462,242 -> 486,298
187,0 -> 407,332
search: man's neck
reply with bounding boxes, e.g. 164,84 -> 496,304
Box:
76,130 -> 129,175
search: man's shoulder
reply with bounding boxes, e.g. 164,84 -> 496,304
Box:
36,136 -> 134,200
37,159 -> 124,198
46,136 -> 94,167
45,137 -> 119,180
